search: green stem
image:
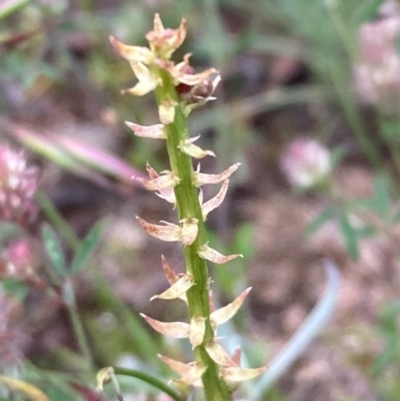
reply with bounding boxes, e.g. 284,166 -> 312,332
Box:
154,70 -> 230,401
36,191 -> 80,249
37,191 -> 94,369
113,367 -> 183,401
66,293 -> 94,371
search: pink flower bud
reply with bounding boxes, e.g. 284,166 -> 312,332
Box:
2,239 -> 37,281
280,139 -> 331,188
353,4 -> 400,111
0,145 -> 38,225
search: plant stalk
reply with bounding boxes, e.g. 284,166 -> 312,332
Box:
154,70 -> 231,401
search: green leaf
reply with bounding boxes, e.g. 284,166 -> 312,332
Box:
352,0 -> 386,24
0,0 -> 31,20
338,211 -> 359,260
70,222 -> 103,275
3,279 -> 28,301
305,207 -> 335,236
41,223 -> 67,276
370,173 -> 391,218
233,223 -> 256,258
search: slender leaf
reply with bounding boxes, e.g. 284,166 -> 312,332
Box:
338,210 -> 359,260
70,222 -> 103,275
0,375 -> 50,401
0,0 -> 31,20
41,223 -> 67,276
352,0 -> 385,24
372,173 -> 391,218
305,207 -> 335,236
113,367 -> 183,401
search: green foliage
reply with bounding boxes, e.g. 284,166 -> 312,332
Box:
3,0 -> 400,400
69,222 -> 103,275
41,223 -> 67,277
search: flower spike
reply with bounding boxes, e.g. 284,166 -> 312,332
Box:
140,314 -> 190,338
198,244 -> 243,264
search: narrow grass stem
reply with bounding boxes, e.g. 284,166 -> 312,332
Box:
113,367 -> 183,401
66,296 -> 94,371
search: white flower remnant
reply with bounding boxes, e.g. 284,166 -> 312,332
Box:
281,139 -> 331,189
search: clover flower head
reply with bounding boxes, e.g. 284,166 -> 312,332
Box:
0,145 -> 38,225
281,138 -> 331,189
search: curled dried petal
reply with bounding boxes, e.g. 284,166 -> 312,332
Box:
134,169 -> 180,192
145,165 -> 177,204
221,366 -> 267,382
140,314 -> 190,338
205,341 -> 237,367
158,354 -> 192,376
169,362 -> 207,386
180,218 -> 198,246
146,14 -> 187,59
179,136 -> 216,159
109,36 -> 154,63
210,287 -> 252,327
150,274 -> 194,301
201,179 -> 229,220
194,163 -> 241,186
161,255 -> 179,284
178,68 -> 218,86
189,316 -> 206,349
198,188 -> 204,205
122,62 -> 161,96
125,122 -> 166,139
96,367 -> 114,391
160,257 -> 188,303
136,216 -> 181,242
198,244 -> 243,264
232,348 -> 241,366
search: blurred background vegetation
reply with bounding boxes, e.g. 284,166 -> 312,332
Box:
2,0 -> 400,400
